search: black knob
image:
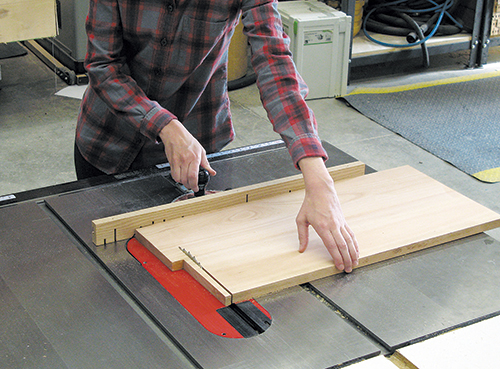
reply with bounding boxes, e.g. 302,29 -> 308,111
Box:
194,168 -> 210,197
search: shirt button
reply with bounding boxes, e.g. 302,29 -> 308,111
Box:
167,4 -> 174,12
154,68 -> 162,76
160,38 -> 168,47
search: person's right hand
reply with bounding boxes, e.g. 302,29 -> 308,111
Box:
296,157 -> 359,272
158,119 -> 216,192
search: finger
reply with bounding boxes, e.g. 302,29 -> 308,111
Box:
175,157 -> 192,189
317,228 -> 345,271
170,162 -> 181,184
332,229 -> 352,272
186,160 -> 200,192
296,216 -> 310,253
338,227 -> 357,273
344,224 -> 360,266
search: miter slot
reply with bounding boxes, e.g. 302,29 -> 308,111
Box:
302,283 -> 393,354
216,300 -> 272,338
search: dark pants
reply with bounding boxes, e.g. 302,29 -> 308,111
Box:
74,141 -> 167,180
74,143 -> 107,180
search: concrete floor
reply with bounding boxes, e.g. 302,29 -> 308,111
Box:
0,43 -> 499,243
0,49 -> 81,192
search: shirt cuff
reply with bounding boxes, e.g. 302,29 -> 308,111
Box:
141,104 -> 178,143
288,134 -> 329,170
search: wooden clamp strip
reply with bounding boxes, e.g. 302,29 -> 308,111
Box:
92,161 -> 366,245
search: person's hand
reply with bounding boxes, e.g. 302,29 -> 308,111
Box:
296,157 -> 359,272
158,119 -> 216,192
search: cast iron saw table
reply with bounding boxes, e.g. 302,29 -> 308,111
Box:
2,141 -> 500,368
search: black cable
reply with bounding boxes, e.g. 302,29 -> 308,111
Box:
362,0 -> 463,67
399,12 -> 430,67
227,71 -> 257,91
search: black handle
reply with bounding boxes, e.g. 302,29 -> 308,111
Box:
194,168 -> 210,197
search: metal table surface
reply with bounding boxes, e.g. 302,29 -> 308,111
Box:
2,140 -> 500,368
0,201 -> 192,368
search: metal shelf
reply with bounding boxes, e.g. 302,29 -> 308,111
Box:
350,32 -> 473,67
341,0 -> 497,69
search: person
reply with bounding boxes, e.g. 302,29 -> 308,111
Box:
75,0 -> 359,272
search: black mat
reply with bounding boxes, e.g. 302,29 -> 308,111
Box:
0,42 -> 27,60
343,72 -> 500,183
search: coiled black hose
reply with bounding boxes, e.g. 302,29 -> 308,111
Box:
363,0 -> 464,67
398,12 -> 430,67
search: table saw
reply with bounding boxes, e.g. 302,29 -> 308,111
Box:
2,140 -> 500,368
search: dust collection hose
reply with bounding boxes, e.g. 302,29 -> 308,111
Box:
363,0 -> 464,68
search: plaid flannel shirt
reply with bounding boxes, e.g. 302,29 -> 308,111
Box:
76,0 -> 328,174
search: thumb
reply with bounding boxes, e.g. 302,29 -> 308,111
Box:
200,156 -> 217,177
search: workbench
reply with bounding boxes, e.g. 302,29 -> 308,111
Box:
2,141 -> 500,368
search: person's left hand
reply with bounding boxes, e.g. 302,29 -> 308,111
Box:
296,157 -> 359,272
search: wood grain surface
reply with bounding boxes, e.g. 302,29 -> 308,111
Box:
135,166 -> 500,305
93,161 -> 365,245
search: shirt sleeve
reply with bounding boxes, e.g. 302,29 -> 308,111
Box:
240,0 -> 328,168
84,0 -> 176,142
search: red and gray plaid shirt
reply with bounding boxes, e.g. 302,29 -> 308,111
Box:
76,0 -> 327,174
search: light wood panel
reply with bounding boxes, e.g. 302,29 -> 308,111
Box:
92,161 -> 366,245
135,166 -> 500,306
0,0 -> 57,43
397,315 -> 500,368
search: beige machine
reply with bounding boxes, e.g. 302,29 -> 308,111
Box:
278,0 -> 351,99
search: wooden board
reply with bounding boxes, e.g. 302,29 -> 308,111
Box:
0,0 -> 57,43
135,166 -> 500,306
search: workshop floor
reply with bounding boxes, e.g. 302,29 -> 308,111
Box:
1,43 -> 499,244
